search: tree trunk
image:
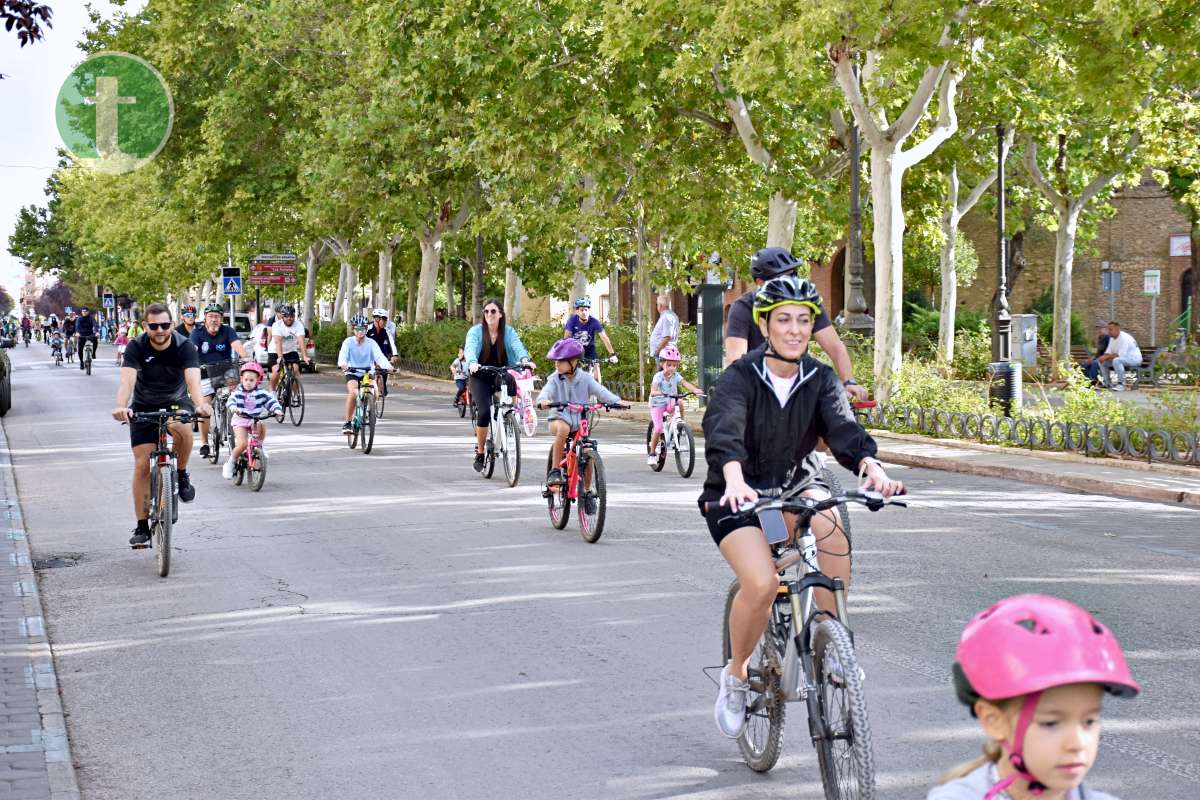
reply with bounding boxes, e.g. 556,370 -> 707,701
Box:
1191,218 -> 1200,340
938,214 -> 958,362
1052,208 -> 1081,366
200,278 -> 213,306
345,261 -> 360,321
376,248 -> 393,316
332,261 -> 347,322
303,244 -> 320,328
444,256 -> 455,320
415,234 -> 441,323
405,267 -> 418,324
504,239 -> 524,321
766,192 -> 797,249
472,233 -> 485,323
870,150 -> 906,399
609,264 -> 621,323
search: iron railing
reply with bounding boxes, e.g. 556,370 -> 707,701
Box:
855,403 -> 1199,466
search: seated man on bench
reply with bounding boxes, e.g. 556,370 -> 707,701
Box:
1097,320 -> 1141,392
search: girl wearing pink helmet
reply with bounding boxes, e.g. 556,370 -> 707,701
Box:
222,361 -> 284,479
646,345 -> 704,466
931,594 -> 1139,800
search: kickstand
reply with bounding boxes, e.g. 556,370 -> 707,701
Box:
701,664 -> 726,687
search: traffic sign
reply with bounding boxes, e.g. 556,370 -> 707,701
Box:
223,276 -> 243,295
102,294 -> 115,309
1144,269 -> 1161,296
247,274 -> 296,286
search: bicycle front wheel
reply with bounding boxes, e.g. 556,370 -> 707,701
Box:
812,618 -> 875,800
289,377 -> 305,425
577,450 -> 606,543
155,464 -> 173,578
482,424 -> 497,479
820,466 -> 853,565
361,395 -> 377,454
502,413 -> 521,487
84,345 -> 92,375
722,579 -> 785,772
546,450 -> 571,529
675,421 -> 696,478
249,446 -> 267,491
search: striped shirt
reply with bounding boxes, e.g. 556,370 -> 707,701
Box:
228,386 -> 283,419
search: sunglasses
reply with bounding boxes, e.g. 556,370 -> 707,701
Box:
353,326 -> 368,333
146,322 -> 172,331
483,308 -> 501,315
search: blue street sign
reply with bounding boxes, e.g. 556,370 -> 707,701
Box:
223,276 -> 243,296
102,294 -> 115,309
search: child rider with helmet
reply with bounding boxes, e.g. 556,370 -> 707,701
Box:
931,594 -> 1139,800
222,361 -> 284,479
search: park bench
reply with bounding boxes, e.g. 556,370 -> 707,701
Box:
1130,347 -> 1167,389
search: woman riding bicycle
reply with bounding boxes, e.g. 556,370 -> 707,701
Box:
464,298 -> 533,473
700,275 -> 904,739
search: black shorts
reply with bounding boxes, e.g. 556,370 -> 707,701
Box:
129,402 -> 193,448
703,475 -> 832,547
344,369 -> 369,385
268,352 -> 301,369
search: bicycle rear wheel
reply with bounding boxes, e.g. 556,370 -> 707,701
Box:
675,421 -> 696,478
812,618 -> 875,800
249,446 -> 267,491
377,378 -> 387,418
155,464 -> 173,578
208,412 -> 222,464
577,449 -> 606,543
289,376 -> 305,426
502,413 -> 521,487
361,395 -> 377,453
645,423 -> 666,471
546,450 -> 571,529
84,344 -> 92,375
721,579 -> 785,772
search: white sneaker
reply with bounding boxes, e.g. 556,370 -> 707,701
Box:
646,454 -> 658,466
221,459 -> 235,480
1113,384 -> 1126,392
714,664 -> 750,738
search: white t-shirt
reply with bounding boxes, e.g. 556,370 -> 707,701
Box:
765,365 -> 797,407
271,320 -> 305,354
250,323 -> 271,363
649,310 -> 680,356
1104,330 -> 1141,363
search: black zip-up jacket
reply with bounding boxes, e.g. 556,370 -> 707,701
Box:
699,346 -> 878,512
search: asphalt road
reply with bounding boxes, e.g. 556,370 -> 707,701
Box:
4,340 -> 1198,799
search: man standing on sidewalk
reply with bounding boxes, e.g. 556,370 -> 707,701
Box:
1098,321 -> 1142,391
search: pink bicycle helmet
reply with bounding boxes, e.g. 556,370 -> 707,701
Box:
546,338 -> 584,360
659,345 -> 682,362
953,595 -> 1138,798
240,362 -> 265,380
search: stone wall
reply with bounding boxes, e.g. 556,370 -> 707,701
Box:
959,171 -> 1193,349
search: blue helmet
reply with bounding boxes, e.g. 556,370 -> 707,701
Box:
574,297 -> 591,309
351,315 -> 370,328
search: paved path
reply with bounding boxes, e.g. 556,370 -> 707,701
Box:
3,340 -> 1199,799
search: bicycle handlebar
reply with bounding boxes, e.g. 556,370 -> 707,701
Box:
704,488 -> 907,520
127,408 -> 203,424
543,401 -> 630,411
659,392 -> 706,400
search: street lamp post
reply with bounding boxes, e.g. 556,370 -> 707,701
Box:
992,124 -> 1012,363
843,64 -> 874,339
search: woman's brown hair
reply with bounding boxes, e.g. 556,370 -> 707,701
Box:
479,298 -> 506,366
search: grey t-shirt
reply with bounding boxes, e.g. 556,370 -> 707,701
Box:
927,763 -> 1119,800
649,309 -> 679,357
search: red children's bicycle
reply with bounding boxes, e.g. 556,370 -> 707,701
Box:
542,401 -> 627,543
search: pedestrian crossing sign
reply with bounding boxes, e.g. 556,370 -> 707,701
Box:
223,276 -> 243,296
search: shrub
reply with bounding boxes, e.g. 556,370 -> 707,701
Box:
951,328 -> 992,381
312,319 -> 348,358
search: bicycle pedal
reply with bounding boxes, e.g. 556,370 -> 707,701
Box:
129,542 -> 151,550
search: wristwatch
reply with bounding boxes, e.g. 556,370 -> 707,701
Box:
843,378 -> 859,387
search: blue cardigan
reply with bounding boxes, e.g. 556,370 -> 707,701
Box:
464,323 -> 530,367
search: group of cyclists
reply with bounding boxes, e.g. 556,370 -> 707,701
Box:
94,245 -> 1138,800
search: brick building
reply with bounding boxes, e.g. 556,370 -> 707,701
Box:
956,171 -> 1195,349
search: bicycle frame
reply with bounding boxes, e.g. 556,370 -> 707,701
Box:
552,406 -> 598,502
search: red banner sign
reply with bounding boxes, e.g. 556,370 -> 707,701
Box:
247,274 -> 298,286
250,262 -> 297,274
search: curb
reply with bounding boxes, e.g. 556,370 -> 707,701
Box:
872,443 -> 1200,508
0,416 -> 82,800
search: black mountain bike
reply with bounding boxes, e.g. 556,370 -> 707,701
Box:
80,339 -> 94,375
276,361 -> 305,426
710,488 -> 905,798
128,408 -> 198,578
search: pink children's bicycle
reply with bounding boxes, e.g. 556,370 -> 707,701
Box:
232,411 -> 274,491
508,367 -> 540,437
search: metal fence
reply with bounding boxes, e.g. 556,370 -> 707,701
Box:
856,404 -> 1200,466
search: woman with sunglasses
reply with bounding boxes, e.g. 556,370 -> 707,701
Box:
464,299 -> 534,472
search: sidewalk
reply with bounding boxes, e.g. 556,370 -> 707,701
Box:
0,419 -> 79,800
388,367 -> 1200,507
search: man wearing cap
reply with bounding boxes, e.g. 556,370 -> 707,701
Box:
724,246 -> 866,401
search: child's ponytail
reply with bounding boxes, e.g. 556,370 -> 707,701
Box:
939,739 -> 1002,784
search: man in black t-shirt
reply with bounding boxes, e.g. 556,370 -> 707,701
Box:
74,307 -> 99,369
724,247 -> 868,401
191,303 -> 246,457
112,303 -> 212,547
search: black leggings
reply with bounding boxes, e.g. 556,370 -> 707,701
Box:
469,372 -> 516,428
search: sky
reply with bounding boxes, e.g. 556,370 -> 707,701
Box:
0,1 -> 143,301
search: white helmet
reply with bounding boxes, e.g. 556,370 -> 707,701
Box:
371,308 -> 389,319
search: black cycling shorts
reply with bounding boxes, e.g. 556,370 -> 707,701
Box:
129,402 -> 193,448
268,352 -> 301,369
704,479 -> 832,547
